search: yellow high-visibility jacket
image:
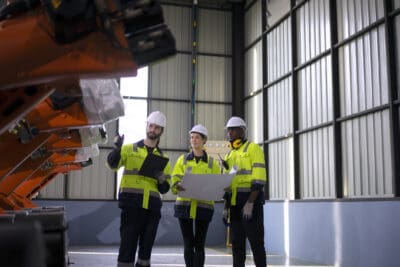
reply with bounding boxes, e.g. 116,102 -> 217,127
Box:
224,140 -> 266,206
108,140 -> 171,210
171,151 -> 221,221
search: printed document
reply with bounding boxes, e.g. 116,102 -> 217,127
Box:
178,172 -> 235,201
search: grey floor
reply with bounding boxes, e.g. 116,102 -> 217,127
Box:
68,246 -> 332,267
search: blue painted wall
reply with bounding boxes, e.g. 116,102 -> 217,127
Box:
264,200 -> 400,267
35,199 -> 400,266
34,200 -> 227,247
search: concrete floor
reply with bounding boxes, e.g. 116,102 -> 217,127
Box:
68,246 -> 332,267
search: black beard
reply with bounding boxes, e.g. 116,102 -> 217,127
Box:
147,132 -> 161,140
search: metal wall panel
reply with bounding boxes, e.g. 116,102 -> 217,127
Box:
341,111 -> 394,197
298,56 -> 333,129
245,0 -> 262,47
245,94 -> 264,144
149,54 -> 191,100
337,0 -> 384,41
149,100 -> 191,150
196,103 -> 232,140
198,9 -> 232,54
245,41 -> 263,96
297,0 -> 330,64
162,5 -> 191,51
266,0 -> 290,29
299,126 -> 335,199
197,56 -> 232,102
68,150 -> 115,199
267,77 -> 293,139
339,25 -> 389,116
38,173 -> 65,198
268,139 -> 294,200
267,18 -> 291,83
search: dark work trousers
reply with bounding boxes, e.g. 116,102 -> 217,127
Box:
118,207 -> 160,267
178,218 -> 210,267
230,204 -> 266,267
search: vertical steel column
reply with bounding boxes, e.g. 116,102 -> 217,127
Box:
290,0 -> 300,199
190,0 -> 198,127
232,2 -> 245,117
383,0 -> 400,196
64,173 -> 69,199
262,0 -> 269,200
329,0 -> 343,198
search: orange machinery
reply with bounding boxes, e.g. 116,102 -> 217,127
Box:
0,0 -> 176,211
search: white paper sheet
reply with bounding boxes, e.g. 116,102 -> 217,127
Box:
178,172 -> 235,201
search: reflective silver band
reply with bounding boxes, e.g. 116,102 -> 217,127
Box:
123,169 -> 139,175
119,188 -> 160,198
136,258 -> 150,266
236,170 -> 252,175
253,163 -> 265,168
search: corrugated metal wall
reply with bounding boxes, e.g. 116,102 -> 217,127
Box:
338,27 -> 388,115
268,78 -> 293,138
39,3 -> 232,200
149,4 -> 232,200
337,0 -> 384,41
258,0 -> 399,199
245,0 -> 262,47
298,56 -> 333,129
266,0 -> 290,28
162,5 -> 192,51
244,0 -> 263,146
297,0 -> 330,64
269,139 -> 294,199
300,127 -> 335,198
267,18 -> 291,83
151,4 -> 232,144
150,54 -> 192,100
245,42 -> 263,97
198,9 -> 232,54
341,111 -> 393,197
196,8 -> 232,140
68,151 -> 115,199
245,94 -> 264,143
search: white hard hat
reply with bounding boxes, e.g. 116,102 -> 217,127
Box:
225,116 -> 247,129
147,111 -> 166,127
189,124 -> 208,138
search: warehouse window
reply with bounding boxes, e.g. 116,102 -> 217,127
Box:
117,67 -> 149,193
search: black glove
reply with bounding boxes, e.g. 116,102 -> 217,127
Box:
221,160 -> 229,170
218,154 -> 229,170
113,134 -> 124,149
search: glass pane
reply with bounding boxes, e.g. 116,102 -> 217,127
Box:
120,67 -> 148,97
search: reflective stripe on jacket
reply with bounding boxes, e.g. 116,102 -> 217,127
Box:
171,151 -> 221,221
110,140 -> 171,210
224,141 -> 266,206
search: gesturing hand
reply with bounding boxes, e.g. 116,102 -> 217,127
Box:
175,182 -> 186,191
242,201 -> 254,220
113,134 -> 124,149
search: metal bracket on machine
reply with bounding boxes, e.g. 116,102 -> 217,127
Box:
8,119 -> 39,144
